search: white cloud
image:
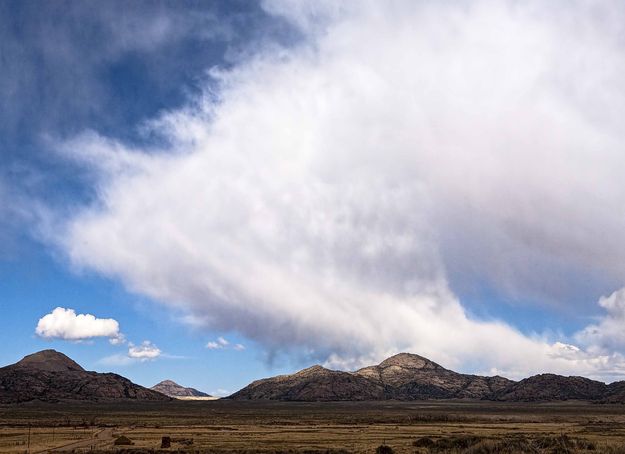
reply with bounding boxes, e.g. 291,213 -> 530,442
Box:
36,307 -> 123,342
54,1 -> 625,379
206,337 -> 245,351
98,340 -> 164,365
109,333 -> 126,345
576,288 -> 625,354
127,341 -> 161,361
217,336 -> 229,346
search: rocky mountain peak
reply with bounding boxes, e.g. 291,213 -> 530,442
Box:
294,365 -> 329,376
377,352 -> 442,370
15,349 -> 85,373
151,379 -> 210,398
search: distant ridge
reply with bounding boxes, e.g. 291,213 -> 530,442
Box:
0,350 -> 170,403
151,380 -> 212,398
229,352 -> 625,403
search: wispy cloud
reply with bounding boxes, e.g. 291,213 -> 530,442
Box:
98,353 -> 135,367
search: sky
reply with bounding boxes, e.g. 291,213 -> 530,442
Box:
3,0 -> 625,394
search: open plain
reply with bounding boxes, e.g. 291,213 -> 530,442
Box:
2,400 -> 625,453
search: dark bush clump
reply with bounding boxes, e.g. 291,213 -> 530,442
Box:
375,444 -> 394,454
413,437 -> 435,448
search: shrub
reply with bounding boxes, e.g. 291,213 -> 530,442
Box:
375,444 -> 394,454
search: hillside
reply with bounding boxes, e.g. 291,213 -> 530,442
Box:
0,350 -> 170,403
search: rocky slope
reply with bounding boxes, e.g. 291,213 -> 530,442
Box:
229,353 -> 512,401
355,353 -> 513,399
229,352 -> 625,402
151,380 -> 211,398
0,350 -> 171,403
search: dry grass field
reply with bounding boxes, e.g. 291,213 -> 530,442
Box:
1,400 -> 625,453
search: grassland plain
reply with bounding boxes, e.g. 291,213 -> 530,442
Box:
1,400 -> 625,453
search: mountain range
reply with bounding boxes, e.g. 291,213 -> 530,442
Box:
229,353 -> 513,401
229,352 -> 625,403
2,349 -> 625,403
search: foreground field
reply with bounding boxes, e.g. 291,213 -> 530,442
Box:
1,400 -> 625,453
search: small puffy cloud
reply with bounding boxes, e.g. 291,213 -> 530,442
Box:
217,336 -> 229,347
548,342 -> 583,361
206,337 -> 244,351
128,341 -> 161,361
36,307 -> 123,342
109,333 -> 126,345
206,337 -> 229,349
98,340 -> 165,366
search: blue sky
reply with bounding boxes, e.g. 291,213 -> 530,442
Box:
3,0 -> 625,391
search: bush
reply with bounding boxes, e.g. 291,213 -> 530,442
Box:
413,437 -> 435,448
375,444 -> 394,454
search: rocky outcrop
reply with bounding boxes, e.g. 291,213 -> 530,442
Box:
0,350 -> 170,403
151,380 -> 211,398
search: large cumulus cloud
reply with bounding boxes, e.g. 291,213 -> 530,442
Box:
36,307 -> 122,343
52,0 -> 625,378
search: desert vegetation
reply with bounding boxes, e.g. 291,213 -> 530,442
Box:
2,400 -> 625,453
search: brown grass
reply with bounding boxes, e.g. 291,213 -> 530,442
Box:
0,400 -> 624,453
